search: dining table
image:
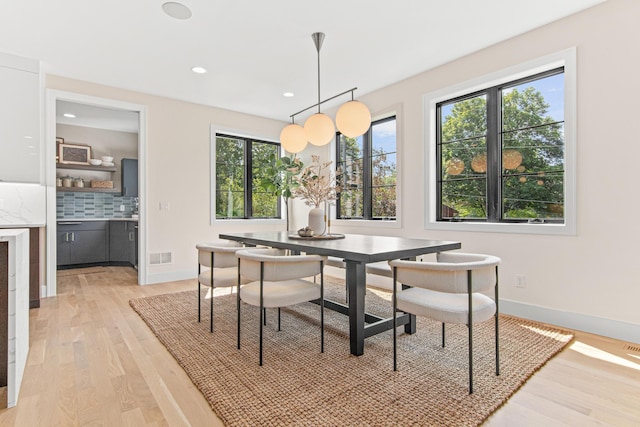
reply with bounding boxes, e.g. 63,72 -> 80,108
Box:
219,231 -> 461,356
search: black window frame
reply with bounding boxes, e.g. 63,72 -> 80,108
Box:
435,67 -> 565,224
335,115 -> 397,220
214,133 -> 281,220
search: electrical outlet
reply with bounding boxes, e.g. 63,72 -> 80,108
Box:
515,274 -> 526,288
120,205 -> 126,212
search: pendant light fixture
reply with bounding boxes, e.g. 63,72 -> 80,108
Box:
280,32 -> 371,153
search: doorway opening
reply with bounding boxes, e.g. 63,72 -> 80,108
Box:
45,90 -> 148,296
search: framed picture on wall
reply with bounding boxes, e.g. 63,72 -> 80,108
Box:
58,143 -> 91,165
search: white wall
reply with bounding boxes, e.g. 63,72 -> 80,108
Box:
326,0 -> 640,342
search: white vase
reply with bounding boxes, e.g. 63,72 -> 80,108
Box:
308,207 -> 325,235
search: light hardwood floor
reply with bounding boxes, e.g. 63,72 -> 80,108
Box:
0,266 -> 638,426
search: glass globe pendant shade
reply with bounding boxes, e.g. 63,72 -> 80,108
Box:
335,100 -> 371,138
280,123 -> 307,153
304,113 -> 335,146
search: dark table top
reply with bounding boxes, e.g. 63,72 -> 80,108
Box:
219,231 -> 461,263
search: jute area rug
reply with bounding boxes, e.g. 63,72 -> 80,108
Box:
130,277 -> 573,426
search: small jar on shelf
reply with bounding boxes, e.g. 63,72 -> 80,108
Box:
62,176 -> 73,188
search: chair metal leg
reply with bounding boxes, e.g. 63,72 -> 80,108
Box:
210,286 -> 214,333
442,323 -> 446,348
320,261 -> 324,353
468,270 -> 474,394
468,321 -> 473,394
259,262 -> 264,366
210,254 -> 214,332
278,308 -> 281,331
392,267 -> 397,371
495,265 -> 500,376
237,262 -> 241,350
197,263 -> 201,323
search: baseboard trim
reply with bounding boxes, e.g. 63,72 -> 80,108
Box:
501,299 -> 639,345
145,270 -> 195,285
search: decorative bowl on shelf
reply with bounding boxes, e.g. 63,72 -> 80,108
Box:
101,156 -> 114,163
89,159 -> 102,166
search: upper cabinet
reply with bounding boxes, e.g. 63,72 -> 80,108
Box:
121,158 -> 138,197
0,52 -> 41,183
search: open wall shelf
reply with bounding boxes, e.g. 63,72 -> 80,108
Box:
57,187 -> 120,193
56,163 -> 117,172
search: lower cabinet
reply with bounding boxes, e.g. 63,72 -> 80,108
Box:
57,221 -> 108,266
109,221 -> 137,267
57,220 -> 138,268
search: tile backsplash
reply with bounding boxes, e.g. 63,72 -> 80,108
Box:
57,192 -> 137,219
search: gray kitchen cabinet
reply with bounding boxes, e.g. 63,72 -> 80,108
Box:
57,221 -> 108,267
56,230 -> 71,266
109,221 -> 137,267
129,222 -> 138,268
121,158 -> 138,197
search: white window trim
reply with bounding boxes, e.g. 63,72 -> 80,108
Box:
332,105 -> 402,229
423,48 -> 576,235
210,124 -> 286,226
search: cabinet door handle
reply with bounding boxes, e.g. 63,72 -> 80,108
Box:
70,232 -> 75,242
129,231 -> 134,241
123,186 -> 128,196
65,232 -> 69,242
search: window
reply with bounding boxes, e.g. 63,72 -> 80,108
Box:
336,116 -> 397,220
214,133 -> 279,219
436,68 -> 566,224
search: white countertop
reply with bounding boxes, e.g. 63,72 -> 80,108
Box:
0,182 -> 46,228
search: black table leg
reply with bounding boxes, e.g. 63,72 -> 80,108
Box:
346,260 -> 366,356
401,284 -> 417,334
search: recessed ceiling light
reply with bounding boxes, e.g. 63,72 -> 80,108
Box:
283,92 -> 294,97
162,2 -> 192,20
63,113 -> 76,118
192,66 -> 207,74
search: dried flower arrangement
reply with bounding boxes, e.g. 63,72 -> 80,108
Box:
293,155 -> 340,208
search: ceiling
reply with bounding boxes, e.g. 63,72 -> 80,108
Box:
3,0 -> 605,128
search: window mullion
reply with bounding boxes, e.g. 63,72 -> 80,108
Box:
486,87 -> 501,221
245,139 -> 252,218
363,129 -> 372,219
335,134 -> 343,218
435,106 -> 443,220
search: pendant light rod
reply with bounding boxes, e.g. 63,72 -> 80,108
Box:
312,32 -> 325,113
289,87 -> 358,119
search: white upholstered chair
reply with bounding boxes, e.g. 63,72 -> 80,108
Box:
196,240 -> 245,332
236,248 -> 327,366
389,252 -> 501,393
